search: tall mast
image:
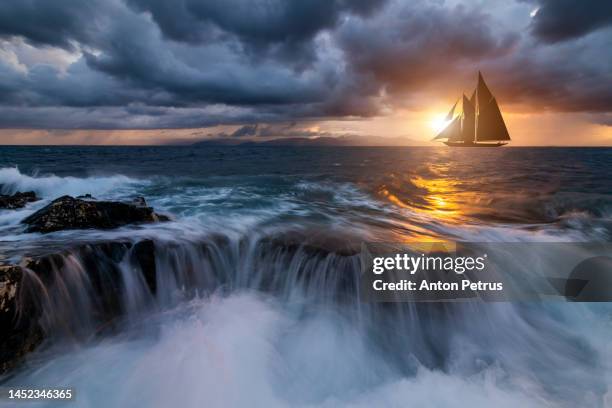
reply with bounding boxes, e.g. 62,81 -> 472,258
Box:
461,94 -> 475,143
470,88 -> 477,142
475,88 -> 478,142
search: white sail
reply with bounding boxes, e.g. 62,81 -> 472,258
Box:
433,116 -> 461,141
445,99 -> 458,121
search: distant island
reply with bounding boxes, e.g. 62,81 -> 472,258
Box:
189,135 -> 418,147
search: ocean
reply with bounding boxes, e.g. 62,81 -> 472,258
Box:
1,146 -> 611,407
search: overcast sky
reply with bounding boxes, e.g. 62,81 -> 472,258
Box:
0,0 -> 611,145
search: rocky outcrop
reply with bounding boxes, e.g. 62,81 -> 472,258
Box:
0,265 -> 43,374
0,238 -> 158,374
0,191 -> 39,209
21,195 -> 169,233
0,227 -> 370,376
1,194 -> 169,372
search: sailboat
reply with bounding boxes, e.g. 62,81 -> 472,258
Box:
433,72 -> 511,147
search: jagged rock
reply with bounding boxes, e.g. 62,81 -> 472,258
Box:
0,238 -> 159,374
21,195 -> 169,233
0,266 -> 20,316
131,196 -> 147,207
0,265 -> 43,374
0,191 -> 39,209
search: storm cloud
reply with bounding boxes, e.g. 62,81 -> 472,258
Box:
527,0 -> 612,43
0,0 -> 611,131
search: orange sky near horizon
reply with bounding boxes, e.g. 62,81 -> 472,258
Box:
0,109 -> 610,146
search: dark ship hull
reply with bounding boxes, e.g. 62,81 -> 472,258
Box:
444,141 -> 507,147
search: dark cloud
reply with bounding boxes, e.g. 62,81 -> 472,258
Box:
0,0 -> 99,49
125,0 -> 386,49
589,113 -> 612,127
334,1 -> 612,114
0,59 -> 152,108
230,124 -> 258,138
338,3 -> 519,94
527,0 -> 612,43
476,28 -> 612,113
252,123 -> 327,138
0,0 -> 356,118
492,62 -> 612,113
209,122 -> 343,140
0,0 -> 611,132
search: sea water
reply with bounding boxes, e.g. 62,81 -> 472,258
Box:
0,146 -> 611,407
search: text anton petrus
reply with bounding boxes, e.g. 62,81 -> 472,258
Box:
361,249 -> 506,302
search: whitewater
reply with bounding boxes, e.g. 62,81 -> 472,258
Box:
1,146 -> 611,407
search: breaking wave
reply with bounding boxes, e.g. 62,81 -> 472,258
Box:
0,167 -> 144,199
3,234 -> 610,407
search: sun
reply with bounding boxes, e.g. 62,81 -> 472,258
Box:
429,114 -> 451,134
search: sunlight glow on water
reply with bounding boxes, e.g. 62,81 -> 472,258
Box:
1,147 -> 612,407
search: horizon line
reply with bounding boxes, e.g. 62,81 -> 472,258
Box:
1,144 -> 611,148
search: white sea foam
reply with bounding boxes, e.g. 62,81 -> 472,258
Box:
294,181 -> 383,210
0,205 -> 37,226
6,293 -> 581,408
0,167 -> 145,199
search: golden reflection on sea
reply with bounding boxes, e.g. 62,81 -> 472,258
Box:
376,161 -> 490,243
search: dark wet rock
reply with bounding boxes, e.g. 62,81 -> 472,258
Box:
0,265 -> 43,374
131,196 -> 147,207
0,266 -> 21,322
0,231 -> 372,375
132,239 -> 157,293
0,191 -> 39,209
260,230 -> 362,257
21,195 -> 169,233
0,238 -> 159,374
76,193 -> 94,199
